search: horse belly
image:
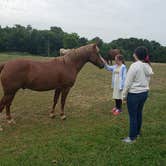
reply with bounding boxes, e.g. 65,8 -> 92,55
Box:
26,75 -> 59,91
26,62 -> 76,91
26,73 -> 74,91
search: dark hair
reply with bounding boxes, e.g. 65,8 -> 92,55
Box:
134,46 -> 148,61
116,54 -> 125,65
134,46 -> 151,65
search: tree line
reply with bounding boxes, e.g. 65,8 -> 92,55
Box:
0,25 -> 165,62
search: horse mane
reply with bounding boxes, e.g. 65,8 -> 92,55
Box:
63,44 -> 96,61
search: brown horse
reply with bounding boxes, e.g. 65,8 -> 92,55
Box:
107,49 -> 121,64
0,43 -> 105,130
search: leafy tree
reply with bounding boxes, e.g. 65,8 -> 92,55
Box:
78,37 -> 88,47
0,25 -> 165,62
63,33 -> 79,49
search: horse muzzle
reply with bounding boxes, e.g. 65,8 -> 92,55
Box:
98,55 -> 105,69
98,63 -> 105,69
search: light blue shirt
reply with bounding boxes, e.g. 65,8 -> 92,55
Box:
105,64 -> 127,90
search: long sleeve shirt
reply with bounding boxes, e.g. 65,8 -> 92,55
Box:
122,61 -> 154,99
104,64 -> 127,90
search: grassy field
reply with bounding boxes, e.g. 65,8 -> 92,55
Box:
0,53 -> 166,166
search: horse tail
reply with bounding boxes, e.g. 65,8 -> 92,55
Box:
0,63 -> 5,74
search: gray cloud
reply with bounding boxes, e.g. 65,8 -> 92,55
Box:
0,0 -> 165,45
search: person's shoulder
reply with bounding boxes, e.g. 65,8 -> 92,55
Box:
121,64 -> 127,69
129,61 -> 140,71
130,62 -> 136,68
132,61 -> 142,67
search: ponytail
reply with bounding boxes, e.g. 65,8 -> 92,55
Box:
144,48 -> 151,66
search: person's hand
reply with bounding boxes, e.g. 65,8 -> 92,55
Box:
99,55 -> 107,64
103,59 -> 107,64
122,96 -> 127,104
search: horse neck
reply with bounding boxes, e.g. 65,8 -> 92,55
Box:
65,48 -> 89,72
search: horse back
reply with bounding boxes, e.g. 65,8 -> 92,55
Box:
1,58 -> 76,92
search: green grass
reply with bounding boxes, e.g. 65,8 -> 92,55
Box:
0,53 -> 166,166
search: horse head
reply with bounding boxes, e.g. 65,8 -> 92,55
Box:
88,44 -> 105,69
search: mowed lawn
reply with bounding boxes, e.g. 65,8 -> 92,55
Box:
0,53 -> 166,166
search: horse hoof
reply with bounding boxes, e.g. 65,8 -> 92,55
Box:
0,126 -> 3,131
49,113 -> 55,119
7,119 -> 16,125
61,115 -> 66,120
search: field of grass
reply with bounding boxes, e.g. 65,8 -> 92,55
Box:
0,53 -> 166,166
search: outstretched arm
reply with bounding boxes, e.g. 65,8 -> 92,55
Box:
104,64 -> 115,72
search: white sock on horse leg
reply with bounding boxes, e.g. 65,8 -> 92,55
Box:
7,119 -> 16,124
60,114 -> 66,120
0,125 -> 3,131
49,113 -> 55,118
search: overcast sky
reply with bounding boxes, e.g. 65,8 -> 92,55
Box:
0,0 -> 166,46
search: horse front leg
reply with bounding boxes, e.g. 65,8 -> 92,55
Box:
49,88 -> 61,118
60,87 -> 70,120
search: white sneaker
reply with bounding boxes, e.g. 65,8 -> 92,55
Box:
121,137 -> 136,143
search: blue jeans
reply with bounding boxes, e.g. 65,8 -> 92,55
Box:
127,91 -> 148,140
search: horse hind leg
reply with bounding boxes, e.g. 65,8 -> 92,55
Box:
4,94 -> 16,124
49,88 -> 61,118
0,110 -> 3,132
0,95 -> 9,131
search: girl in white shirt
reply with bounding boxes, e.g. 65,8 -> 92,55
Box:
104,55 -> 127,115
122,46 -> 153,143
